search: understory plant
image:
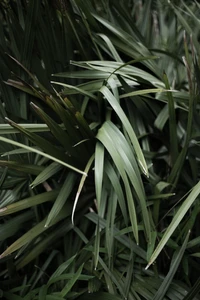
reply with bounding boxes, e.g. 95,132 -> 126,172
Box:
1,0 -> 200,299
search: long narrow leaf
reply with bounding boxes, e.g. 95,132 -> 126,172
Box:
152,230 -> 190,300
146,181 -> 200,269
100,86 -> 148,177
0,136 -> 86,175
45,172 -> 77,227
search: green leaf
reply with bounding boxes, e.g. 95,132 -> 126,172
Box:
0,190 -> 59,216
97,124 -> 139,243
38,285 -> 48,300
5,117 -> 68,163
45,172 -> 77,227
48,254 -> 77,283
183,277 -> 200,300
60,264 -> 84,297
95,142 -> 104,209
16,220 -> 73,269
120,88 -> 166,99
0,123 -> 52,134
104,160 -> 128,223
51,81 -> 98,100
86,213 -> 146,259
72,154 -> 95,224
0,203 -> 71,258
30,162 -> 63,188
46,295 -> 66,300
152,230 -> 190,300
99,256 -> 126,298
146,181 -> 200,269
0,135 -> 86,175
79,292 -> 121,300
100,86 -> 148,177
0,211 -> 33,241
30,102 -> 76,153
0,160 -> 43,175
3,292 -> 23,300
97,34 -> 123,62
163,72 -> 178,164
31,250 -> 58,289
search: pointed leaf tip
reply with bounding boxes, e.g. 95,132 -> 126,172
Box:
145,263 -> 150,270
30,102 -> 39,109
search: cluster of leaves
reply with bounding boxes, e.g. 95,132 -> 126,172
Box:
1,0 -> 200,299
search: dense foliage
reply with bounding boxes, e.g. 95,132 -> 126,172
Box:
1,0 -> 200,299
